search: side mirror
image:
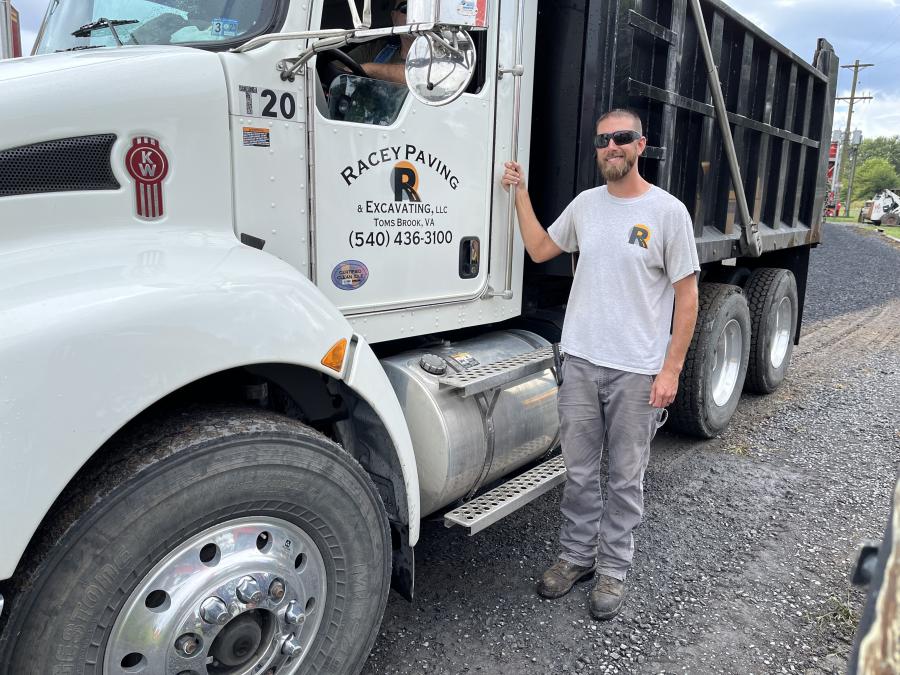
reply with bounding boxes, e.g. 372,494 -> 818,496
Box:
405,29 -> 476,106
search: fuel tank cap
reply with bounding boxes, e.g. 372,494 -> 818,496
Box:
419,354 -> 448,375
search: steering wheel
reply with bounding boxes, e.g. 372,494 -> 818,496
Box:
316,48 -> 369,90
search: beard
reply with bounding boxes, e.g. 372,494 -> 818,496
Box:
598,149 -> 637,181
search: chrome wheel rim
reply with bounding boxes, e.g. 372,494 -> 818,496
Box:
104,517 -> 326,675
711,318 -> 742,407
769,296 -> 793,369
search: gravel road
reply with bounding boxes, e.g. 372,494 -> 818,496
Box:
360,223 -> 900,675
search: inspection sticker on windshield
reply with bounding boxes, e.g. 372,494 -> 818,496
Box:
242,127 -> 270,147
212,18 -> 238,37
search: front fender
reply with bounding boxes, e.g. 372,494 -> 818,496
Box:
0,230 -> 419,579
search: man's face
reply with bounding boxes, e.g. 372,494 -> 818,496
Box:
595,117 -> 645,182
392,1 -> 407,26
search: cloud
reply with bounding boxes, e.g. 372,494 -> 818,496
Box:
20,28 -> 37,56
13,0 -> 47,33
835,90 -> 900,139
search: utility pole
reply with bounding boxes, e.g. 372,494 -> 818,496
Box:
835,60 -> 874,215
846,129 -> 863,215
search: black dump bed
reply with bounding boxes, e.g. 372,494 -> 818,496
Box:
527,0 -> 839,274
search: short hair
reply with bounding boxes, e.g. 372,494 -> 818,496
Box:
596,109 -> 643,135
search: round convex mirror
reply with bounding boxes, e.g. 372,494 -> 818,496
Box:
405,29 -> 476,106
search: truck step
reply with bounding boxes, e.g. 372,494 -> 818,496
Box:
438,346 -> 555,398
444,455 -> 566,535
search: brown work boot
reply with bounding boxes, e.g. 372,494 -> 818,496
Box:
536,559 -> 596,599
589,574 -> 626,620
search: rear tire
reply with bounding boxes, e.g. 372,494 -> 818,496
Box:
743,268 -> 798,394
0,408 -> 391,675
881,212 -> 899,227
668,283 -> 751,438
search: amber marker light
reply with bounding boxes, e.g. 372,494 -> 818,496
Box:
321,338 -> 348,372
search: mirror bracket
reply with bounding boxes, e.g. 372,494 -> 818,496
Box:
498,64 -> 524,80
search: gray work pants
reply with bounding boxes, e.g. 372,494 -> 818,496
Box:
557,355 -> 664,580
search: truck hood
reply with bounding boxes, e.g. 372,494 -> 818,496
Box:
0,45 -> 191,83
0,46 -> 234,252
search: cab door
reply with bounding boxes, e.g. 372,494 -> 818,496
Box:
308,1 -> 499,315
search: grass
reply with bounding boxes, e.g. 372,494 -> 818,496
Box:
863,224 -> 900,238
812,593 -> 861,641
824,216 -> 900,239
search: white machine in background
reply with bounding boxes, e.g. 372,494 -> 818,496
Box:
860,188 -> 900,226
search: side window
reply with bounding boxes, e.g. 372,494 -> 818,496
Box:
326,75 -> 408,125
315,0 -> 487,125
466,30 -> 487,95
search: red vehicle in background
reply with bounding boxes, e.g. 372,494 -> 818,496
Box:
824,140 -> 839,217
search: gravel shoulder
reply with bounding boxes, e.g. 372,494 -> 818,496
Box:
361,224 -> 900,675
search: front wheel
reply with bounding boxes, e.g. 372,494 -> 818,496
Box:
0,408 -> 391,675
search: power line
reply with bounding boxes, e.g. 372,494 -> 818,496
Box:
858,9 -> 900,60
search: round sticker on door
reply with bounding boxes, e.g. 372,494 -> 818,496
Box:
331,260 -> 369,290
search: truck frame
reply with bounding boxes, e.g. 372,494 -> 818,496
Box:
0,0 -> 837,672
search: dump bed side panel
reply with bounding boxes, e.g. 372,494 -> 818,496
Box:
529,0 -> 839,267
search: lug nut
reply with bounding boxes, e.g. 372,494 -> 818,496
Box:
175,633 -> 201,657
269,578 -> 286,602
236,576 -> 263,604
282,634 -> 303,658
199,597 -> 230,625
284,600 -> 306,625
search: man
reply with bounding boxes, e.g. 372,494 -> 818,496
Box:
501,109 -> 700,620
347,0 -> 413,84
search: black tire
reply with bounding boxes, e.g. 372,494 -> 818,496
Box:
0,407 -> 390,675
743,268 -> 798,394
668,283 -> 751,438
881,212 -> 899,227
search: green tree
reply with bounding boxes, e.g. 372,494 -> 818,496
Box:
851,158 -> 899,201
838,136 -> 900,199
856,136 -> 900,174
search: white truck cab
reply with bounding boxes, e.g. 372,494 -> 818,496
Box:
0,1 -> 557,673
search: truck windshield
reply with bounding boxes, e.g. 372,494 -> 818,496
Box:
34,0 -> 277,53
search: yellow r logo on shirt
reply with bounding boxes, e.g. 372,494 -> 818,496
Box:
628,225 -> 650,249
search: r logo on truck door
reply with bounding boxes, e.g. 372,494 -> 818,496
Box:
392,161 -> 421,202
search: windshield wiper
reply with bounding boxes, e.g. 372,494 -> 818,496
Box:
71,18 -> 138,47
57,45 -> 103,52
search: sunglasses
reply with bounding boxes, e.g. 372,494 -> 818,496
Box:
394,2 -> 407,12
593,130 -> 642,149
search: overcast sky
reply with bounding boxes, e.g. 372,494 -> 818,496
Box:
10,0 -> 900,139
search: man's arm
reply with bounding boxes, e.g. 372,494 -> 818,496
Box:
649,273 -> 699,408
501,161 -> 564,263
361,62 -> 406,84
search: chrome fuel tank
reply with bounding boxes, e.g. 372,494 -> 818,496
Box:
380,330 -> 559,517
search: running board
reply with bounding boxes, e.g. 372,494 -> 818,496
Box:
444,455 -> 567,535
438,346 -> 555,398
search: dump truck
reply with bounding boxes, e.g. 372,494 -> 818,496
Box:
0,0 -> 837,672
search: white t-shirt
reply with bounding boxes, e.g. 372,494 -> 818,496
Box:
547,185 -> 700,375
